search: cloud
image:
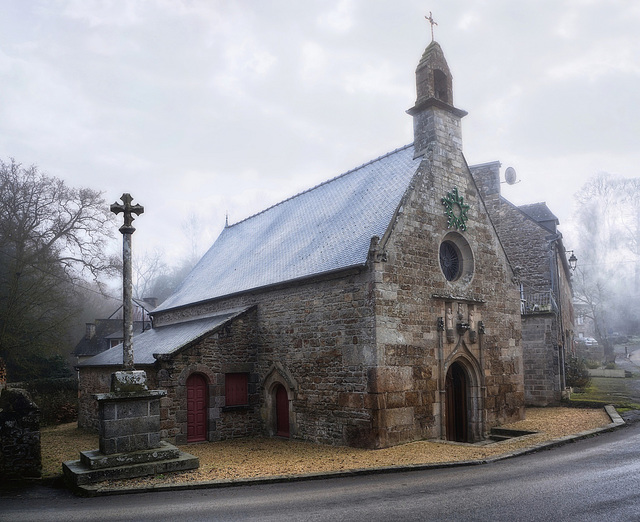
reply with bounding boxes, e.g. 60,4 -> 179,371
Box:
299,41 -> 328,84
1,0 -> 638,267
546,41 -> 640,82
317,0 -> 356,33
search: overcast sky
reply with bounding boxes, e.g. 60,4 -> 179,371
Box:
1,0 -> 639,267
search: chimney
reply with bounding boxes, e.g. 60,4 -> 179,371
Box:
469,162 -> 502,200
143,297 -> 158,309
85,323 -> 96,340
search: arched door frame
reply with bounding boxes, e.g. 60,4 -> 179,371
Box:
262,364 -> 297,438
441,354 -> 484,442
177,364 -> 216,444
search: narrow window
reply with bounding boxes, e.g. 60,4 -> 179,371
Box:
433,69 -> 449,103
225,373 -> 249,406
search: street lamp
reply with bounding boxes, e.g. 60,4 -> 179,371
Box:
566,250 -> 578,271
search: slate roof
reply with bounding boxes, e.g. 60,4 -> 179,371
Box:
78,308 -> 250,366
73,320 -> 147,357
519,203 -> 559,232
156,144 -> 422,312
73,298 -> 156,357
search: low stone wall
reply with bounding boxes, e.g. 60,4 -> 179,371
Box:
587,368 -> 625,378
0,388 -> 41,481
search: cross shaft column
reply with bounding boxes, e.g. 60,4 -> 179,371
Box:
110,193 -> 144,371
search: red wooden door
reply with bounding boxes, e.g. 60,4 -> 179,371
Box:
275,384 -> 289,437
187,373 -> 207,442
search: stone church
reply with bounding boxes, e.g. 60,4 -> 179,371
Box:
78,40 -> 525,449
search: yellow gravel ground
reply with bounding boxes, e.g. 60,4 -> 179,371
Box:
42,407 -> 612,489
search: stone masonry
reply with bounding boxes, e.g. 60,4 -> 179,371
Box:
0,387 -> 41,481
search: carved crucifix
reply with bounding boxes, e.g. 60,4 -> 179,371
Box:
111,193 -> 144,371
425,11 -> 437,42
110,193 -> 144,234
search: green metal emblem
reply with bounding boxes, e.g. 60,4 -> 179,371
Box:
441,187 -> 469,231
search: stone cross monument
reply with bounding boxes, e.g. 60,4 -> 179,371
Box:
110,193 -> 144,372
62,193 -> 199,489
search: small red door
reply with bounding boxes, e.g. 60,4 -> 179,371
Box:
187,373 -> 207,442
275,384 -> 289,437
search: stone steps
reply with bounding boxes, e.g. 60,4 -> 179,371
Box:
489,427 -> 537,442
63,442 -> 199,487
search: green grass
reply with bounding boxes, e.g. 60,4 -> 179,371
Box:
569,376 -> 640,410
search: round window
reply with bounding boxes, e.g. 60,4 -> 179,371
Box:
439,232 -> 474,284
439,241 -> 461,281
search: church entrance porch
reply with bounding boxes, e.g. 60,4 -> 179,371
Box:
186,373 -> 207,443
445,362 -> 469,442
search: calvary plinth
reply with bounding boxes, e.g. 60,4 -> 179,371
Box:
63,194 -> 198,489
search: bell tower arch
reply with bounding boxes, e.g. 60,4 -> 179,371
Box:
407,41 -> 467,159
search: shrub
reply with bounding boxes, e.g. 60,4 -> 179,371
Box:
16,377 -> 78,426
605,362 -> 617,370
585,360 -> 601,369
565,357 -> 591,389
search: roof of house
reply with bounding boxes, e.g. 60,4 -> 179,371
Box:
78,308 -> 250,366
155,144 -> 422,312
518,203 -> 559,232
73,320 -> 148,357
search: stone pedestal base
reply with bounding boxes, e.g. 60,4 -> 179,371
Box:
95,389 -> 166,454
62,441 -> 199,486
63,375 -> 199,488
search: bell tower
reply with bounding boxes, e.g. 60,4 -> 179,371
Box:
407,41 -> 467,159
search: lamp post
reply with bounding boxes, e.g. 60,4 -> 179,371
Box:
566,250 -> 578,271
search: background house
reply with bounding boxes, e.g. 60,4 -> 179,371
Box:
471,163 -> 575,405
73,297 -> 156,365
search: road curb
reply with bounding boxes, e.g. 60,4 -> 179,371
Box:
73,405 -> 627,497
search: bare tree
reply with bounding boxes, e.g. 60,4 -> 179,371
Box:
0,158 -> 118,380
182,212 -> 202,268
133,248 -> 168,300
572,173 -> 640,359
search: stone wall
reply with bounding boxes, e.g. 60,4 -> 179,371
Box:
371,150 -> 524,445
78,366 -> 158,432
155,307 -> 262,444
521,314 -> 562,405
81,270 -> 377,447
0,388 -> 41,481
157,269 -> 377,447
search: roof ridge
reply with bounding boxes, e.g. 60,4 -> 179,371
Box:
227,143 -> 414,228
519,201 -> 548,208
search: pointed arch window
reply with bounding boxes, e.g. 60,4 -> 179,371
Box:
433,69 -> 449,103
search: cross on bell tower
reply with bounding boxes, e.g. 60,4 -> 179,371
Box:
425,11 -> 438,42
111,193 -> 144,371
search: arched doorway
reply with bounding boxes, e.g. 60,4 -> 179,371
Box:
445,362 -> 468,442
186,373 -> 207,442
275,383 -> 290,437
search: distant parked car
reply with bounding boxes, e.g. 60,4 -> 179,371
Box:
584,337 -> 599,346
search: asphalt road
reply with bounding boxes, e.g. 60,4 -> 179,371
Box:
2,420 -> 640,522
